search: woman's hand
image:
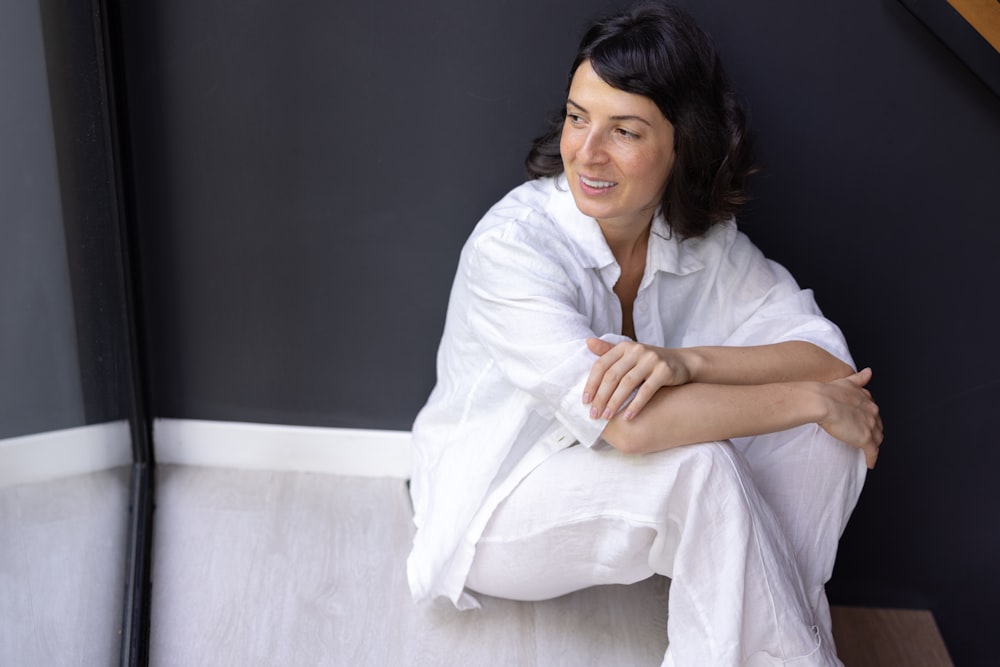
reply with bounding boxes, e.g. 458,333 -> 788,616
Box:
814,368 -> 884,468
584,338 -> 696,420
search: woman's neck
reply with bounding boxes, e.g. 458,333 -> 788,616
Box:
599,218 -> 651,270
599,219 -> 650,340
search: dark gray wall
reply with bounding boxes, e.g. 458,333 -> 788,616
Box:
119,1 -> 999,663
120,0 -> 609,429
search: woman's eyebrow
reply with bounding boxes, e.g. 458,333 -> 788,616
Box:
566,98 -> 653,127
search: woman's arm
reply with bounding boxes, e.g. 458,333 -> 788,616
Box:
584,338 -> 854,421
601,369 -> 883,467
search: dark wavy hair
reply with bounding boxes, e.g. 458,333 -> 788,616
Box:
526,3 -> 756,239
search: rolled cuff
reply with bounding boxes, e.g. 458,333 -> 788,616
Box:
553,333 -> 632,449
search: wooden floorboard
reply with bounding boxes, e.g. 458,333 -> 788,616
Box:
831,606 -> 954,667
150,464 -> 950,666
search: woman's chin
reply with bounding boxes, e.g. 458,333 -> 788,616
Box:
568,190 -> 614,220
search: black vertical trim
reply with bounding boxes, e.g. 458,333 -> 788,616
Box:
93,0 -> 155,664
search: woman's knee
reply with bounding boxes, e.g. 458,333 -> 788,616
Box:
671,441 -> 753,492
648,441 -> 761,522
735,425 -> 866,498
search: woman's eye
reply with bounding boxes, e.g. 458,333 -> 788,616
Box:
566,113 -> 585,125
615,128 -> 639,140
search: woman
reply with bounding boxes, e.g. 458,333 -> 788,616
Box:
407,3 -> 883,665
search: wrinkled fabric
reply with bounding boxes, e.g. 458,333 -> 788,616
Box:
466,426 -> 865,666
407,176 -> 862,664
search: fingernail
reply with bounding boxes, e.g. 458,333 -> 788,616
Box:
582,393 -> 591,404
601,408 -> 612,419
590,407 -> 598,419
624,411 -> 633,421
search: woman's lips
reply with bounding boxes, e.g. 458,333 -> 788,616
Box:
579,174 -> 618,194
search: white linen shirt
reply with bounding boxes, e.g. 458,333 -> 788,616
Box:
406,175 -> 853,609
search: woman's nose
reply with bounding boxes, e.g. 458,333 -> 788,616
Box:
578,130 -> 608,164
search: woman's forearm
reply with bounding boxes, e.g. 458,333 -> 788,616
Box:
601,381 -> 823,454
584,339 -> 854,423
600,369 -> 882,468
685,341 -> 853,385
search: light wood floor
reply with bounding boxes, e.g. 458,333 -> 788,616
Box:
150,465 -> 953,667
0,466 -> 130,666
150,465 -> 669,666
0,464 -> 953,665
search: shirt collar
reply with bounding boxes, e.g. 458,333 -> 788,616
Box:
647,213 -> 705,278
546,176 -> 616,271
545,176 -> 704,278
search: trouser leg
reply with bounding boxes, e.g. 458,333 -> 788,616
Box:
466,441 -> 841,666
732,425 -> 867,654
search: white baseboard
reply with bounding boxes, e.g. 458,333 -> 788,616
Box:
153,418 -> 412,479
0,421 -> 133,488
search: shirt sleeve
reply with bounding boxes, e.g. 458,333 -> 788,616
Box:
714,227 -> 855,367
463,224 -> 621,448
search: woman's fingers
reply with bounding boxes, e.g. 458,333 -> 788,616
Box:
818,369 -> 884,468
583,338 -> 622,405
586,337 -> 615,357
602,366 -> 650,419
621,379 -> 660,420
584,341 -> 644,417
866,410 -> 884,468
847,367 -> 873,388
864,444 -> 878,469
584,341 -> 689,420
589,353 -> 644,418
866,410 -> 884,469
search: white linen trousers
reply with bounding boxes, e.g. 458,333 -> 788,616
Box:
465,424 -> 867,667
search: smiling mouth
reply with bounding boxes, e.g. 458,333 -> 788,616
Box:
580,175 -> 617,189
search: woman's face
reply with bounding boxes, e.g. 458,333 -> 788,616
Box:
560,60 -> 675,237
